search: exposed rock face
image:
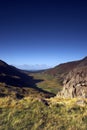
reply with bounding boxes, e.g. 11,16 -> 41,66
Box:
57,57 -> 87,98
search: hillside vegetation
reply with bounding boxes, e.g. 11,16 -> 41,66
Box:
0,96 -> 87,130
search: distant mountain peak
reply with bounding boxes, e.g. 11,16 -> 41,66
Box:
15,64 -> 51,70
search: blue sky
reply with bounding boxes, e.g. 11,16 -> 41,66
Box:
0,0 -> 87,68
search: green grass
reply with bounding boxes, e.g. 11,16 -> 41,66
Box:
0,97 -> 87,130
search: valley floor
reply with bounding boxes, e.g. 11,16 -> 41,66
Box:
30,73 -> 62,95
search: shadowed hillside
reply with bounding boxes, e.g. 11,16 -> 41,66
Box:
0,60 -> 38,87
0,60 -> 55,98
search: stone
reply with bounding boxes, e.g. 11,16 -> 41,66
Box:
57,66 -> 87,98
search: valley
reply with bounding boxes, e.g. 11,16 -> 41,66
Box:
0,57 -> 87,130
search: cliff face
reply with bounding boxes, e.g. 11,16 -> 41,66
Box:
57,57 -> 87,98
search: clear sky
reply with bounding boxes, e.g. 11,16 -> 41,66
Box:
0,0 -> 87,68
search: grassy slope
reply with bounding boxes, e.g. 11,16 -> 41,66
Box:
0,96 -> 87,130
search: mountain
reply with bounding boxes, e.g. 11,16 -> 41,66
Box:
0,57 -> 87,99
15,64 -> 51,70
45,57 -> 87,83
56,57 -> 87,98
0,60 -> 54,98
0,60 -> 34,87
43,57 -> 87,98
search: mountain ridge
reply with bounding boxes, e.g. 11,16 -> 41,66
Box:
45,56 -> 87,79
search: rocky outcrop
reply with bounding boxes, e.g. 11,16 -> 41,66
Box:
57,57 -> 87,98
